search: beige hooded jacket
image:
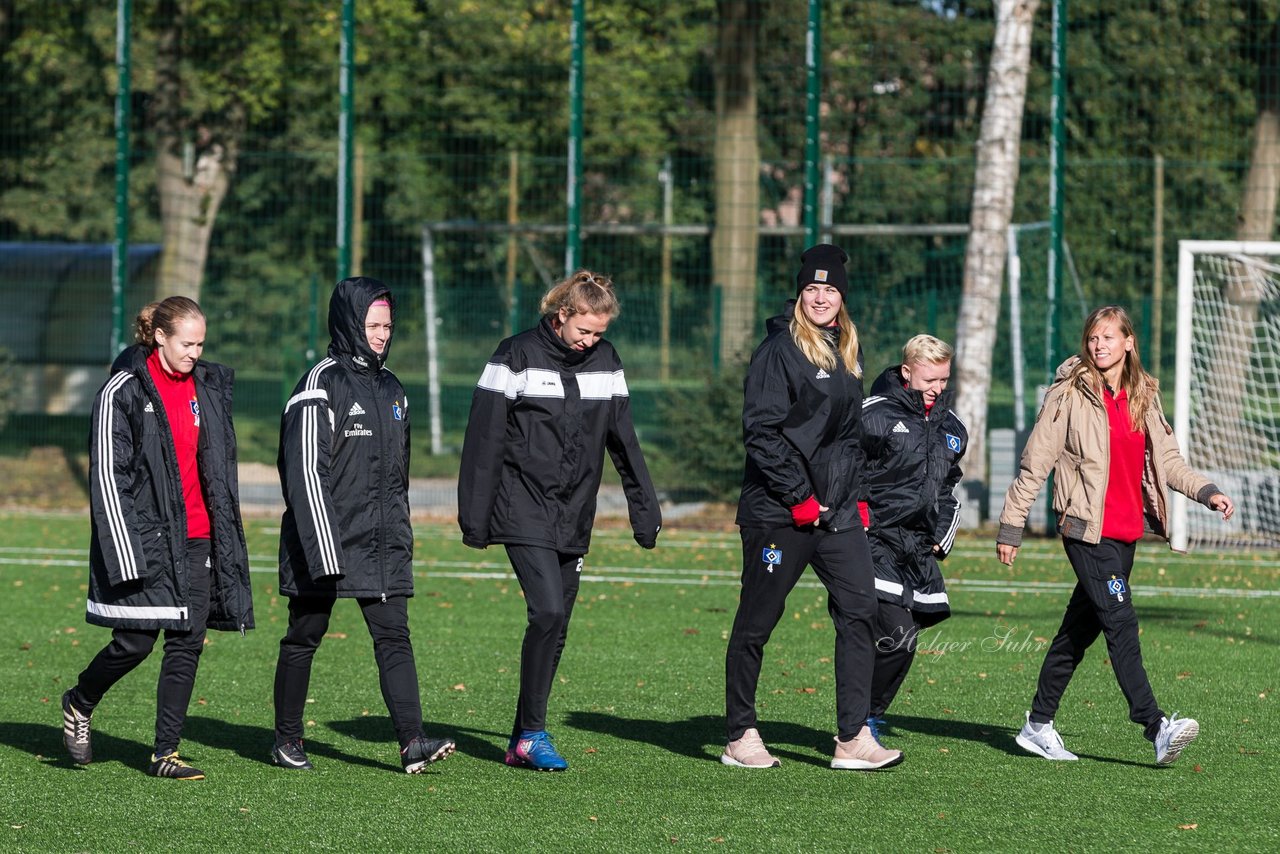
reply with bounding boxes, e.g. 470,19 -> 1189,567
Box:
998,357 -> 1222,548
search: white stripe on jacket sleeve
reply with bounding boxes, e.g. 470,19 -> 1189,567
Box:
297,360 -> 342,577
97,372 -> 142,583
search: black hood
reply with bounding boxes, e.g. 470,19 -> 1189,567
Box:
110,343 -> 149,376
870,364 -> 955,414
764,300 -> 796,337
327,276 -> 394,371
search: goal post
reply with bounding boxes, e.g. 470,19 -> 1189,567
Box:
1172,240 -> 1280,550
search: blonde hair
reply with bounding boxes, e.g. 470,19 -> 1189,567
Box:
790,304 -> 861,377
1066,305 -> 1156,431
134,296 -> 204,348
902,334 -> 953,366
539,269 -> 620,319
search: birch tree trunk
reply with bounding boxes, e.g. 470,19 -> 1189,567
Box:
713,0 -> 761,366
953,0 -> 1039,513
152,0 -> 233,304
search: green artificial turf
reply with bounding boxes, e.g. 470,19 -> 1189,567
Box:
1,514 -> 1276,851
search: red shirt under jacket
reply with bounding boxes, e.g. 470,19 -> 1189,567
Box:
147,349 -> 211,540
1100,386 -> 1145,543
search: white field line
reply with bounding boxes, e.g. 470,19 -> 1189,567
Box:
6,549 -> 1278,600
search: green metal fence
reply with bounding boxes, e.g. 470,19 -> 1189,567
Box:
2,1 -> 1276,498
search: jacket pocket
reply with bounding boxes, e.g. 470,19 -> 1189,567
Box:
137,524 -> 170,582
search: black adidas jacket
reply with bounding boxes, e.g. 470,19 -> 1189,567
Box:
458,315 -> 661,554
859,365 -> 967,625
736,304 -> 865,532
277,277 -> 414,599
86,345 -> 253,632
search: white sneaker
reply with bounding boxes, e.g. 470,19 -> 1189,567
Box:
721,727 -> 780,768
1154,714 -> 1199,766
1015,712 -> 1078,760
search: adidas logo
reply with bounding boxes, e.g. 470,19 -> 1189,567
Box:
815,368 -> 830,379
892,421 -> 910,434
144,402 -> 155,413
348,401 -> 366,417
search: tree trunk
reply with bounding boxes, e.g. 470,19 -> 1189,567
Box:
1211,19 -> 1280,472
953,0 -> 1039,514
152,0 -> 232,304
155,141 -> 230,302
713,0 -> 760,366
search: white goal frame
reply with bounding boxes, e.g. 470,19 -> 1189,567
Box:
1172,240 -> 1280,550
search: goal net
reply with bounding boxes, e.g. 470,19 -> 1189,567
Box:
1172,240 -> 1280,550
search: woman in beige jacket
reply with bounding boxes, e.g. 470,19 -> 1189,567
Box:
996,305 -> 1234,766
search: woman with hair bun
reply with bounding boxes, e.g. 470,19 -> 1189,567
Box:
459,269 -> 662,771
60,296 -> 252,780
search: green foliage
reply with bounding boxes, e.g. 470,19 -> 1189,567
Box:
653,366 -> 744,502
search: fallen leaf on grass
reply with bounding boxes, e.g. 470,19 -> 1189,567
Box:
323,632 -> 347,640
452,683 -> 466,692
1178,824 -> 1197,831
1177,671 -> 1193,679
683,628 -> 699,635
1193,764 -> 1203,772
585,747 -> 598,754
798,687 -> 816,694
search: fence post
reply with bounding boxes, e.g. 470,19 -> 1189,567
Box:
565,0 -> 585,274
337,0 -> 355,281
112,0 -> 132,355
802,0 -> 822,247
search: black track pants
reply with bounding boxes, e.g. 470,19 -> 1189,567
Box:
725,525 -> 877,742
274,594 -> 425,747
870,601 -> 920,718
1029,537 -> 1165,740
74,539 -> 212,756
505,545 -> 582,740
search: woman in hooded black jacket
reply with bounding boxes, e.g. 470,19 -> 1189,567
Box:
857,335 -> 967,742
458,269 -> 662,771
723,244 -> 901,772
271,277 -> 455,774
61,296 -> 252,780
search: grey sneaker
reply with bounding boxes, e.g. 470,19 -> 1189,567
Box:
1154,714 -> 1199,766
1015,712 -> 1078,760
61,690 -> 93,765
721,727 -> 780,768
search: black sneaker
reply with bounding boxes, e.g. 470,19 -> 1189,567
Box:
147,751 -> 206,780
271,738 -> 314,770
400,735 -> 456,773
61,690 -> 93,765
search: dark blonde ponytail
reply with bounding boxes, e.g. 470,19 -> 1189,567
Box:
134,296 -> 205,348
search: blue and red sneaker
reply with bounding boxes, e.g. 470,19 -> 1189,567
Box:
512,730 -> 568,771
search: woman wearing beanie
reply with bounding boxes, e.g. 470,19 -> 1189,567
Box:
61,296 -> 252,780
458,269 -> 662,772
723,244 -> 901,771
